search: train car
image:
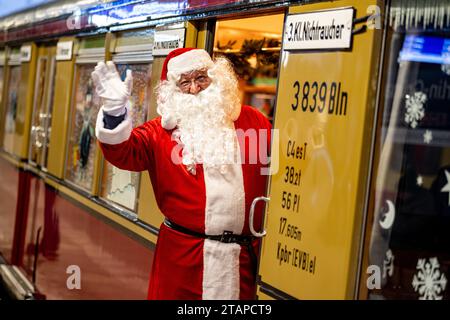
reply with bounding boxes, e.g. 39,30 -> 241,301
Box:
0,0 -> 449,300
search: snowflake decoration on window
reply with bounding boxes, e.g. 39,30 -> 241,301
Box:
423,130 -> 433,144
442,63 -> 450,76
404,92 -> 427,129
412,257 -> 447,300
416,175 -> 423,187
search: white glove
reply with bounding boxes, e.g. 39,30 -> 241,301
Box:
91,61 -> 133,116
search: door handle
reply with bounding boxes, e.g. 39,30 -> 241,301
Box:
249,196 -> 270,237
31,126 -> 44,148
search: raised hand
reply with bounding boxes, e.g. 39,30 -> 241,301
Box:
91,61 -> 133,115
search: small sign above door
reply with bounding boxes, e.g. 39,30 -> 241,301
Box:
20,45 -> 32,62
153,28 -> 185,56
283,7 -> 354,51
56,41 -> 74,61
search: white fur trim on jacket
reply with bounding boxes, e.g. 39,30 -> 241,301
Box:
95,103 -> 132,145
203,240 -> 241,300
167,49 -> 214,82
202,132 -> 245,299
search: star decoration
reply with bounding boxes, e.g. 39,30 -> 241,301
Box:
423,130 -> 433,144
441,170 -> 450,206
417,175 -> 423,187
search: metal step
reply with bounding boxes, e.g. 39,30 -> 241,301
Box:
0,265 -> 36,300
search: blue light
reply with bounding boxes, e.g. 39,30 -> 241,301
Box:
399,35 -> 450,64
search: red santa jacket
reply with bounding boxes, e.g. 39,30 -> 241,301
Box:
96,105 -> 272,299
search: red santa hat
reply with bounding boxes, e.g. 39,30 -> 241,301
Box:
161,47 -> 215,82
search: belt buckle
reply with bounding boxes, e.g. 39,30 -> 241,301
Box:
220,230 -> 235,243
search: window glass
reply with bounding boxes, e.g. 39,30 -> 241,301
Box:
79,37 -> 105,50
65,64 -> 100,191
115,29 -> 154,48
99,63 -> 152,211
3,65 -> 21,154
368,31 -> 450,300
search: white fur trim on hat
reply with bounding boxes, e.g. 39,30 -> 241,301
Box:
95,103 -> 132,145
167,49 -> 214,82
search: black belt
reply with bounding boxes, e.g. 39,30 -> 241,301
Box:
164,218 -> 258,277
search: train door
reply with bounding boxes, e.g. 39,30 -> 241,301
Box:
45,37 -> 77,180
360,0 -> 450,300
255,0 -> 382,299
212,13 -> 284,124
64,36 -> 105,193
28,44 -> 57,170
208,11 -> 284,298
99,28 -> 154,213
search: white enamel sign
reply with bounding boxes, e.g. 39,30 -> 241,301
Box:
56,41 -> 74,61
20,45 -> 32,62
153,28 -> 185,56
283,7 -> 354,50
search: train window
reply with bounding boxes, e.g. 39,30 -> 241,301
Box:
3,48 -> 22,155
65,36 -> 105,192
113,28 -> 154,50
98,29 -> 153,212
213,14 -> 284,123
0,50 -> 4,139
65,63 -> 100,191
99,63 -> 152,211
365,6 -> 450,299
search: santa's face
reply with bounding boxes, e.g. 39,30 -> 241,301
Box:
156,57 -> 242,174
177,69 -> 212,95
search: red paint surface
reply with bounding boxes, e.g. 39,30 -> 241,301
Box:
11,170 -> 31,266
4,15 -> 91,43
26,178 -> 154,299
0,157 -> 154,299
0,157 -> 19,263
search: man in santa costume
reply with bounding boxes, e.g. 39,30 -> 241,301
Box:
92,48 -> 272,300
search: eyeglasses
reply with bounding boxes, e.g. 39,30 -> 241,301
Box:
177,70 -> 211,93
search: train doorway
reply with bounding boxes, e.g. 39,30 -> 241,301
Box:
212,13 -> 284,124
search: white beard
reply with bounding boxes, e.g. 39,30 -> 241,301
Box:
156,58 -> 242,174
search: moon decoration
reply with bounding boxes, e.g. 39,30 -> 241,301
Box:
379,200 -> 396,230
